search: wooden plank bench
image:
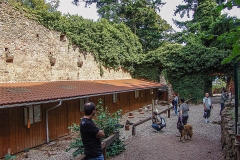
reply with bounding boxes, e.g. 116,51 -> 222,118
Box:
75,132 -> 119,160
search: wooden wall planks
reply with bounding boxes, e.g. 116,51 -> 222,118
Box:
0,88 -> 160,158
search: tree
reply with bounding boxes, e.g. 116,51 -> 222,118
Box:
215,0 -> 240,63
12,0 -> 60,11
118,0 -> 170,52
159,0 -> 236,101
46,0 -> 60,12
71,0 -> 171,53
151,43 -> 232,102
173,0 -> 240,63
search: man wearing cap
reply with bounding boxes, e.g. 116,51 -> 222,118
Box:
80,102 -> 105,160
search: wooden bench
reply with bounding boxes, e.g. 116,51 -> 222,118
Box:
75,132 -> 119,160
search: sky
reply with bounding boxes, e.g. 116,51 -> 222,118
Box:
57,0 -> 239,31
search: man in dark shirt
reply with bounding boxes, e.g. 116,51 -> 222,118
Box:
80,102 -> 105,160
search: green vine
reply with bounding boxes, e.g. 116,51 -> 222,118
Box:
149,43 -> 233,102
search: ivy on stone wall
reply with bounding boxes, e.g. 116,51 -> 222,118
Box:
10,2 -> 143,74
36,11 -> 143,73
151,43 -> 233,102
7,0 -> 165,82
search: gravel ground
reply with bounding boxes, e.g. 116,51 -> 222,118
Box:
111,96 -> 224,160
13,96 -> 224,160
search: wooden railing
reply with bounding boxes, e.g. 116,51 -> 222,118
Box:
132,98 -> 193,136
132,105 -> 173,136
75,132 -> 119,160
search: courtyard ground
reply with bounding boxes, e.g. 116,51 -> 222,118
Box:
110,96 -> 224,160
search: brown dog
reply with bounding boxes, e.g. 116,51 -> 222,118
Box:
179,124 -> 193,143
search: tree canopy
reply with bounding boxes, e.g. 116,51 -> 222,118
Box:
158,0 -> 238,101
72,0 -> 171,53
215,0 -> 240,63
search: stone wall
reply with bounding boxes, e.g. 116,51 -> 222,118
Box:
221,103 -> 237,160
0,3 -> 131,82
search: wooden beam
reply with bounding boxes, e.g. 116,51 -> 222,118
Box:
132,105 -> 174,136
76,155 -> 87,160
102,132 -> 119,148
133,117 -> 151,127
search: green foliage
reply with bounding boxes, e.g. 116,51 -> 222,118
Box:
94,99 -> 122,137
7,0 -> 59,12
212,78 -> 226,91
94,99 -> 125,157
167,0 -> 236,102
171,74 -> 211,103
73,0 -> 171,53
133,50 -> 163,81
66,99 -> 125,158
4,154 -> 16,160
150,43 -> 232,102
38,14 -> 142,72
65,135 -> 84,158
220,25 -> 240,64
204,15 -> 239,49
133,64 -> 161,81
214,0 -> 240,64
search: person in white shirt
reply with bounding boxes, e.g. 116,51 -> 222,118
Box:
203,93 -> 212,123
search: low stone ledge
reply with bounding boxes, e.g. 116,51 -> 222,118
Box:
221,104 -> 237,160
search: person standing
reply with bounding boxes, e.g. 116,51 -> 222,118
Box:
80,102 -> 105,160
178,98 -> 189,125
172,92 -> 179,116
203,93 -> 212,123
176,98 -> 189,136
220,90 -> 229,115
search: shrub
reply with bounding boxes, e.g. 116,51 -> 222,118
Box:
66,99 -> 125,158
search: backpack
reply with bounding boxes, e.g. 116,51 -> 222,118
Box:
159,116 -> 166,128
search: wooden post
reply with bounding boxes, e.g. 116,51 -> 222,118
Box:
130,98 -> 192,136
132,126 -> 135,136
152,99 -> 154,114
103,147 -> 107,160
168,109 -> 170,118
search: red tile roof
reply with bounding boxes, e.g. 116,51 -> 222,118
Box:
0,79 -> 162,107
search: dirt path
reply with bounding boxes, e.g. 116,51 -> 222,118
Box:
110,96 -> 224,160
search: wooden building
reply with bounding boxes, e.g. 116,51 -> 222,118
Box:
0,79 -> 165,158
